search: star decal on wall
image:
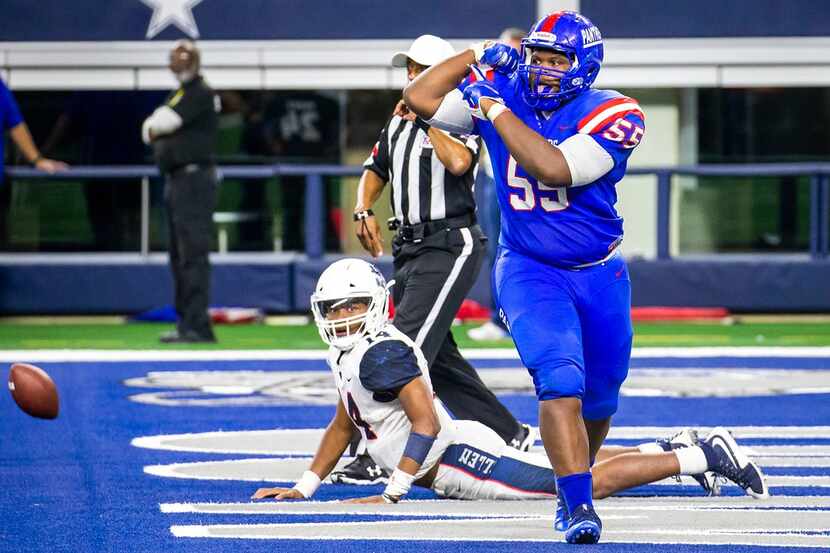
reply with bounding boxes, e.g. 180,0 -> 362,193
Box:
140,0 -> 204,39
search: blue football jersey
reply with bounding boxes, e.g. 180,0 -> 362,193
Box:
468,72 -> 645,267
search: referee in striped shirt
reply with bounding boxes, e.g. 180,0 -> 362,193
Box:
333,35 -> 532,484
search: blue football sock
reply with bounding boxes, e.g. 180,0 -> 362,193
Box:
556,472 -> 593,515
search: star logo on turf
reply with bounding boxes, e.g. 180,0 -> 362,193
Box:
140,0 -> 204,39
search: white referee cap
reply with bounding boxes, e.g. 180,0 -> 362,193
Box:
391,34 -> 456,67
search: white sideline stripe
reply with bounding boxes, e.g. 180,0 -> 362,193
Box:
160,501 -> 830,515
144,456 -> 830,487
3,346 -> 830,362
169,523 -> 830,546
161,504 -> 547,516
131,426 -> 830,455
414,227 -> 474,348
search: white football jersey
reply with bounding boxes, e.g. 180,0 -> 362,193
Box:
327,323 -> 456,479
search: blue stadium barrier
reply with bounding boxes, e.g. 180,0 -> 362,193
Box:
6,162 -> 830,260
3,163 -> 830,314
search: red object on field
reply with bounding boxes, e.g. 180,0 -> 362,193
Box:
455,299 -> 491,322
209,307 -> 264,324
631,306 -> 730,322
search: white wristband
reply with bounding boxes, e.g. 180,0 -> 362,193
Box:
486,103 -> 510,123
382,468 -> 417,502
292,470 -> 321,498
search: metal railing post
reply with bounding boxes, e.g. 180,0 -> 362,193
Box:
820,174 -> 830,259
809,174 -> 822,259
304,173 -> 324,259
140,176 -> 150,258
656,170 -> 672,260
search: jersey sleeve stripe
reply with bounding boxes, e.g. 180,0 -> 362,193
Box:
578,103 -> 644,134
578,98 -> 634,129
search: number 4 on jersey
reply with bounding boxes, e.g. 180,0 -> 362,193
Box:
347,392 -> 377,440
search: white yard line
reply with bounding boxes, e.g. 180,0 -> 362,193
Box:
2,346 -> 830,363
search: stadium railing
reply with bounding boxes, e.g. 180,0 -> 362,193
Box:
6,163 -> 830,260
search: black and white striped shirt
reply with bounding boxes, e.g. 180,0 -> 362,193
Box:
364,115 -> 480,225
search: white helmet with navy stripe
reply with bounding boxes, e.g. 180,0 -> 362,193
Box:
310,258 -> 392,350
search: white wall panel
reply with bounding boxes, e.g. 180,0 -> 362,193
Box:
2,37 -> 829,90
9,68 -> 134,90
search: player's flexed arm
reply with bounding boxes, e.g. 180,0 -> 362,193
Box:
403,41 -> 514,121
251,398 -> 354,500
406,45 -> 611,188
346,376 -> 441,504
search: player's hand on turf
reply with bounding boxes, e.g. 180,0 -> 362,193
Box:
354,212 -> 384,257
341,494 -> 387,504
251,487 -> 304,500
473,41 -> 519,75
463,82 -> 504,120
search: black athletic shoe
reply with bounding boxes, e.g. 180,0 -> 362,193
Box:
508,423 -> 535,452
703,427 -> 769,499
330,453 -> 389,485
657,428 -> 721,496
159,330 -> 216,343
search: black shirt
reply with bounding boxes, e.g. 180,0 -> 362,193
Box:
152,75 -> 218,173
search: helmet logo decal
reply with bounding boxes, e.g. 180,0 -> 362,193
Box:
581,26 -> 602,48
530,31 -> 556,42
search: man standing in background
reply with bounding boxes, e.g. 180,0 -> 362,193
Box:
143,40 -> 220,343
0,77 -> 68,243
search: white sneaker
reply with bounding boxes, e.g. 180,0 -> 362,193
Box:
467,321 -> 509,341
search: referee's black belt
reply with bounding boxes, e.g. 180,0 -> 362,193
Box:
396,213 -> 476,243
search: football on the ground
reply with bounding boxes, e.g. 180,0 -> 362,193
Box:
8,363 -> 59,419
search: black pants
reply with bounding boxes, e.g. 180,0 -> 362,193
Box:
392,223 -> 521,443
164,166 -> 218,339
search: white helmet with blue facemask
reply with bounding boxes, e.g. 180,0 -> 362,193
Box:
310,259 -> 392,350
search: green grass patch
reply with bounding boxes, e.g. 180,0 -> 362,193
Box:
0,321 -> 828,350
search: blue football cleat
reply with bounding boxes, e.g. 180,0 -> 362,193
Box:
564,504 -> 602,544
554,493 -> 569,531
704,427 -> 769,499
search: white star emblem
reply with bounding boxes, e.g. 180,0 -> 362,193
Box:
140,0 -> 204,39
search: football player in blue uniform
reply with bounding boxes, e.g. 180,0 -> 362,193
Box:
404,11 -> 645,543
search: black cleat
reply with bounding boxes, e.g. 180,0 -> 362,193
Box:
159,330 -> 216,343
703,427 -> 769,499
509,423 -> 536,452
657,428 -> 721,496
330,453 -> 389,485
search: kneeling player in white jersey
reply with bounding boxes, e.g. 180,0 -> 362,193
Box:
252,259 -> 768,506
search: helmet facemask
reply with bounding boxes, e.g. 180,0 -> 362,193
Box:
518,11 -> 604,112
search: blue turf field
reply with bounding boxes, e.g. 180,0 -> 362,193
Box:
1,350 -> 829,552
